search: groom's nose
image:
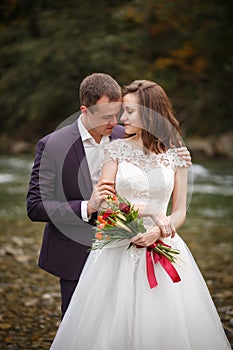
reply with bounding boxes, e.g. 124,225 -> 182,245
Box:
109,115 -> 118,125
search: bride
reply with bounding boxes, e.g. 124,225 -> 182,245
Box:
50,80 -> 231,349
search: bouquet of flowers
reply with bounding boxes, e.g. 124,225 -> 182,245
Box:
92,195 -> 180,263
93,195 -> 182,288
93,194 -> 146,249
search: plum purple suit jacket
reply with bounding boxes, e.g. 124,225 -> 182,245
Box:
27,120 -> 125,281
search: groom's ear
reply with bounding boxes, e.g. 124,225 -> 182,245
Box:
80,105 -> 88,114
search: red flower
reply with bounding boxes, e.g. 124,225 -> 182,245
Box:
119,202 -> 130,214
103,209 -> 113,220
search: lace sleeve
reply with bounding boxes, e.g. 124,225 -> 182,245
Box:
102,139 -> 121,163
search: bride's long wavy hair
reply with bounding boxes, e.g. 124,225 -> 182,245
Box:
122,80 -> 181,154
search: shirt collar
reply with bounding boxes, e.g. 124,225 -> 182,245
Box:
78,115 -> 93,142
77,115 -> 109,145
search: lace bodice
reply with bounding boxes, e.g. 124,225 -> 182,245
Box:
103,139 -> 186,226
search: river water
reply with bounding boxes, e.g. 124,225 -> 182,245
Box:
0,155 -> 232,348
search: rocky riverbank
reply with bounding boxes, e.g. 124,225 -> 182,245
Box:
0,220 -> 61,350
0,218 -> 233,349
186,132 -> 233,160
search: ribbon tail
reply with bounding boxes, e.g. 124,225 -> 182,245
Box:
159,256 -> 181,283
146,250 -> 158,288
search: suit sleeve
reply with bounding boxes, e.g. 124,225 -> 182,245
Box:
26,139 -> 84,225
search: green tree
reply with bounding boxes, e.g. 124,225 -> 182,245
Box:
114,0 -> 233,135
0,0 -> 232,141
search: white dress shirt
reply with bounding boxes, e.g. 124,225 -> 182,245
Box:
78,116 -> 110,221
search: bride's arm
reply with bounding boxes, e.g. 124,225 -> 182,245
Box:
168,167 -> 188,229
99,157 -> 118,208
101,158 -> 118,182
149,167 -> 188,235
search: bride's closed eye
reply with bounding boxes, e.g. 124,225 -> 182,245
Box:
125,108 -> 134,114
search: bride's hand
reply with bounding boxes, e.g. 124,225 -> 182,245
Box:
152,213 -> 176,238
130,227 -> 161,247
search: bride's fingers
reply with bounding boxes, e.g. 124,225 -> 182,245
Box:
131,233 -> 150,245
161,224 -> 173,238
130,233 -> 142,243
161,225 -> 170,237
171,223 -> 176,238
133,237 -> 148,246
132,231 -> 159,246
155,214 -> 172,233
156,218 -> 167,237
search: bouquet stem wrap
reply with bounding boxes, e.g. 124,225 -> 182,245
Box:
136,240 -> 181,288
94,196 -> 181,288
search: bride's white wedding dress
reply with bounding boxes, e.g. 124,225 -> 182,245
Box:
50,139 -> 231,350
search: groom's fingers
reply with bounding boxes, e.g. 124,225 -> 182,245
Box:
176,147 -> 191,158
96,179 -> 116,195
97,178 -> 115,188
177,147 -> 190,156
176,148 -> 192,167
88,180 -> 116,213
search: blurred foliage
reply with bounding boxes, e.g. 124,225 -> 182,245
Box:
0,0 -> 232,141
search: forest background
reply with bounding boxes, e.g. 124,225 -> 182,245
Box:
0,0 -> 233,158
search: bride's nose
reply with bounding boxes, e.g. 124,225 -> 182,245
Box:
120,111 -> 127,123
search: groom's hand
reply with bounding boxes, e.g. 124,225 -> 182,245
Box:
87,179 -> 115,216
177,146 -> 192,167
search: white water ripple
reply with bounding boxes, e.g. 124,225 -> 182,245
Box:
0,174 -> 16,183
193,184 -> 233,196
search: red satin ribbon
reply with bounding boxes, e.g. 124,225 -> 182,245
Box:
136,240 -> 181,288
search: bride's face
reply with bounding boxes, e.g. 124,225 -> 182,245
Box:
121,94 -> 142,135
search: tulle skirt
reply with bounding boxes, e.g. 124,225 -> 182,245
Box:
50,234 -> 231,350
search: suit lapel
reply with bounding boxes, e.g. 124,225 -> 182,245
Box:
71,123 -> 93,199
70,123 -> 124,199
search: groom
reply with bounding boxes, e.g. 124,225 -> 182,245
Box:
27,73 -> 191,318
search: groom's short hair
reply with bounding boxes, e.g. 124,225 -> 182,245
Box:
79,73 -> 122,107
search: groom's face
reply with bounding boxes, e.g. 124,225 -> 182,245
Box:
83,96 -> 122,140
